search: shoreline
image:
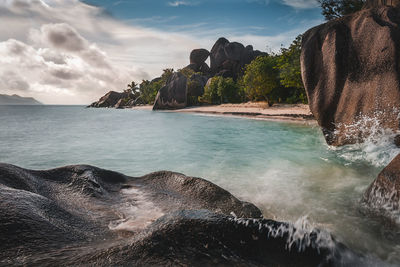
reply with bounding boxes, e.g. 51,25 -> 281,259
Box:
132,103 -> 316,124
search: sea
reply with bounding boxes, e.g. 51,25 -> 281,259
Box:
1,105 -> 399,265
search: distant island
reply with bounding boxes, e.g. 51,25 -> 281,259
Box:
0,94 -> 42,105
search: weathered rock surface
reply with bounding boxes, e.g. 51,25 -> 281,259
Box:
362,154 -> 400,222
301,6 -> 400,146
190,48 -> 210,65
152,38 -> 265,110
188,73 -> 208,97
210,38 -> 265,79
0,163 -> 361,266
89,91 -> 132,108
153,72 -> 188,110
364,0 -> 400,8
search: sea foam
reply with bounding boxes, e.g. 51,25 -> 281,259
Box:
332,109 -> 400,167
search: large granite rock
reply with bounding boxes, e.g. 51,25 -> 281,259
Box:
188,73 -> 208,97
89,91 -> 131,108
190,48 -> 210,65
210,38 -> 265,79
0,163 -> 362,266
362,154 -> 400,222
186,48 -> 211,75
301,6 -> 400,146
364,0 -> 400,8
153,72 -> 188,110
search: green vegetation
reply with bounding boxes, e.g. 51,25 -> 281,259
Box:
241,55 -> 280,105
200,76 -> 243,104
275,35 -> 307,104
128,36 -> 307,106
198,36 -> 307,106
234,35 -> 307,105
318,0 -> 365,20
137,69 -> 174,104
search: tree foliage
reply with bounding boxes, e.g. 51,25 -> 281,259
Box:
137,69 -> 175,104
275,35 -> 307,104
318,0 -> 365,20
241,55 -> 280,105
128,35 -> 309,106
200,76 -> 242,104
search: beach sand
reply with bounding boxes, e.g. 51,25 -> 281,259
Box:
132,102 -> 315,123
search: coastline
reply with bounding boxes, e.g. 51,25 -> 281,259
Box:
131,102 -> 316,124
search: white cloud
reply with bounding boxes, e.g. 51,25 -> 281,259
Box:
281,0 -> 319,9
247,0 -> 318,8
168,1 -> 197,7
0,0 -> 320,104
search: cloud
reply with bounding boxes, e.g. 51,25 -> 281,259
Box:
0,0 -> 320,104
0,70 -> 30,91
281,0 -> 319,9
168,1 -> 197,7
247,0 -> 271,5
247,0 -> 318,8
41,23 -> 87,52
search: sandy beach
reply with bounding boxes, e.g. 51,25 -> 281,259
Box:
133,102 -> 315,123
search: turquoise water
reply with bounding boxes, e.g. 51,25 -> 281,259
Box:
1,105 -> 399,264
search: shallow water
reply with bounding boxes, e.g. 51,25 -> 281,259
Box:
0,105 -> 399,265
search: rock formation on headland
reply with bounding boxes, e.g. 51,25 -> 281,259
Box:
153,38 -> 265,110
89,38 -> 265,110
301,4 -> 400,146
0,163 -> 363,266
88,91 -> 131,108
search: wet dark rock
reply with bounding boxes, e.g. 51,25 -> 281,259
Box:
153,72 -> 188,110
301,6 -> 400,146
79,210 -> 353,267
362,154 -> 400,222
0,163 -> 361,266
139,171 -> 261,218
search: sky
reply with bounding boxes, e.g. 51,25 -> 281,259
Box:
0,0 -> 323,104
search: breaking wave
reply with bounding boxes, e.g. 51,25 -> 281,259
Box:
332,109 -> 400,167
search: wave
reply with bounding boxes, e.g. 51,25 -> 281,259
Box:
331,109 -> 400,167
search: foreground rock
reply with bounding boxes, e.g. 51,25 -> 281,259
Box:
362,154 -> 400,223
0,163 -> 361,266
301,6 -> 400,146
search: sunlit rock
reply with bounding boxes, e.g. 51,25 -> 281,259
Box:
301,6 -> 400,146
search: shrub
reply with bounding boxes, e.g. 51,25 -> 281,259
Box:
242,55 -> 280,105
200,76 -> 242,104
